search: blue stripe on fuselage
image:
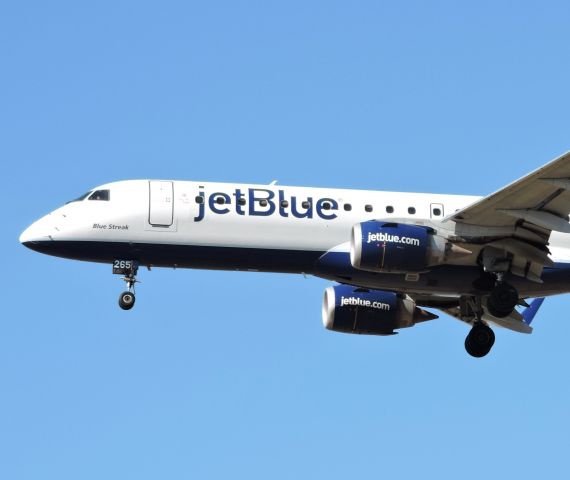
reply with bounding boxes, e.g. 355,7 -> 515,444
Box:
22,240 -> 570,297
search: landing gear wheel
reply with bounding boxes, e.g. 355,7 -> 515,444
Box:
119,291 -> 136,310
465,324 -> 495,358
114,260 -> 140,310
487,282 -> 518,318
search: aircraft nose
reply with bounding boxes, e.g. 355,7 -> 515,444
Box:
19,215 -> 54,248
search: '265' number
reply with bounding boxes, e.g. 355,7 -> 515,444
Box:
113,259 -> 135,274
114,260 -> 132,270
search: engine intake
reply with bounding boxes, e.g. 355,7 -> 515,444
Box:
350,221 -> 468,273
322,285 -> 437,335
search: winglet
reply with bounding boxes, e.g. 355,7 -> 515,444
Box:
522,298 -> 545,325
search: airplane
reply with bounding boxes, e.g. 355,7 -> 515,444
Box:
19,152 -> 570,357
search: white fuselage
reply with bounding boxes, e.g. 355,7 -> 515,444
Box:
20,180 -> 570,297
20,179 -> 476,249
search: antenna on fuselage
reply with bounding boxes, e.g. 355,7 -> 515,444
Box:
269,180 -> 278,185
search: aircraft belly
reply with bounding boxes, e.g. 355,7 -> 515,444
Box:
314,250 -> 570,297
21,240 -> 324,274
25,237 -> 570,296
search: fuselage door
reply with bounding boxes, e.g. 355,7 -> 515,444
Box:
430,203 -> 444,219
149,181 -> 174,226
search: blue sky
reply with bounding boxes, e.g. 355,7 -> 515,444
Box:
2,1 -> 570,478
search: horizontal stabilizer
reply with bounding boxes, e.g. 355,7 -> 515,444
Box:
484,298 -> 545,333
483,311 -> 533,334
522,298 -> 545,325
441,301 -> 542,334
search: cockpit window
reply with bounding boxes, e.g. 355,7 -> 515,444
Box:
88,190 -> 110,201
67,191 -> 92,204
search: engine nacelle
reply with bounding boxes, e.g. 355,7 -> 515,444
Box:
322,285 -> 437,335
350,221 -> 463,273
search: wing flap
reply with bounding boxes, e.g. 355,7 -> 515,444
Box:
449,151 -> 570,231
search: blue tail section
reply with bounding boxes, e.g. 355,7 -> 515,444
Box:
522,298 -> 545,325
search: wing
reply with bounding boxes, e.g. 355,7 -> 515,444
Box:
446,152 -> 570,282
449,151 -> 570,234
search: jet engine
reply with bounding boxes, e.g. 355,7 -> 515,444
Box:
322,285 -> 438,335
350,221 -> 469,273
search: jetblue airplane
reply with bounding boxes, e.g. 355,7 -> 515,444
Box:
20,152 -> 570,357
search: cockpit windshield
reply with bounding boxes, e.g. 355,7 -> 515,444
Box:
66,189 -> 111,204
67,191 -> 92,204
88,190 -> 110,201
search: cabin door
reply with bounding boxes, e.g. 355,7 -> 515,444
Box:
149,181 -> 174,227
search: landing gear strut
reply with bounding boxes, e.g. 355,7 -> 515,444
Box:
480,249 -> 519,318
460,297 -> 495,358
113,260 -> 139,310
465,323 -> 495,358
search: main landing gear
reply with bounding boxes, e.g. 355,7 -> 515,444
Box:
465,323 -> 495,358
113,260 -> 139,310
461,277 -> 520,357
480,248 -> 520,318
460,296 -> 497,358
487,281 -> 518,318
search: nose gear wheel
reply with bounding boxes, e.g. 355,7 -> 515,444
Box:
114,260 -> 139,310
119,291 -> 136,310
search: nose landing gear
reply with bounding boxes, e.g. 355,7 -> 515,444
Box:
119,290 -> 136,310
113,260 -> 139,311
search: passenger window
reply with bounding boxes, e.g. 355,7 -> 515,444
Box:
89,190 -> 110,201
433,208 -> 441,216
281,200 -> 289,208
260,199 -> 268,207
216,196 -> 225,205
238,198 -> 246,206
408,207 -> 416,214
344,204 -> 352,211
322,202 -> 331,210
365,204 -> 373,212
302,201 -> 311,209
195,196 -> 204,204
386,206 -> 394,213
